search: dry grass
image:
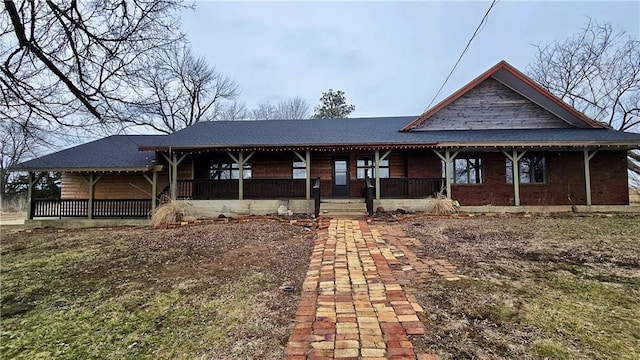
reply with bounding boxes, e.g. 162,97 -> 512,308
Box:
402,216 -> 640,360
630,187 -> 640,205
149,197 -> 186,229
425,195 -> 456,214
1,221 -> 314,359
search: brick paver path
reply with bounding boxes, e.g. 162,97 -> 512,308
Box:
285,219 -> 437,359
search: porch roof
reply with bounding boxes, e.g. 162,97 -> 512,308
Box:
11,135 -> 164,172
141,116 -> 640,151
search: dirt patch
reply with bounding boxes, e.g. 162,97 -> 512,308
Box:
402,216 -> 640,359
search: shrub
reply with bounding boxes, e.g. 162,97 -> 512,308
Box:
149,196 -> 186,229
426,195 -> 456,214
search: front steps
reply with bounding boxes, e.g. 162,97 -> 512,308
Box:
320,199 -> 368,219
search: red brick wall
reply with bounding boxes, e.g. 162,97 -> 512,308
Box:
450,150 -> 628,206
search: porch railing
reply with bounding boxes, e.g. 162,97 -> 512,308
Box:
313,177 -> 321,218
365,178 -> 374,216
177,179 -> 306,199
379,178 -> 444,198
177,179 -> 239,200
31,199 -> 151,218
244,179 -> 306,199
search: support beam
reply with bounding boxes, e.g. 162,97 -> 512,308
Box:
373,149 -> 393,200
374,149 -> 381,200
81,173 -> 103,219
143,167 -> 161,210
432,149 -> 460,199
227,151 -> 255,200
293,150 -> 312,199
584,149 -> 599,210
238,151 -> 244,200
501,149 -> 527,206
26,172 -> 36,220
305,150 -> 311,199
161,152 -> 188,200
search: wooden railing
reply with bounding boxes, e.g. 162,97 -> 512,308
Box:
313,177 -> 321,218
379,178 -> 444,198
93,199 -> 152,218
31,199 -> 151,218
365,178 -> 374,216
177,179 -> 239,200
177,179 -> 306,199
244,179 -> 306,199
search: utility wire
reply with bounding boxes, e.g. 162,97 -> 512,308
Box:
424,0 -> 499,112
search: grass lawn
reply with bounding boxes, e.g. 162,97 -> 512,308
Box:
402,215 -> 640,360
1,221 -> 313,359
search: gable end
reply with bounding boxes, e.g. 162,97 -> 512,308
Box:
413,78 -> 573,131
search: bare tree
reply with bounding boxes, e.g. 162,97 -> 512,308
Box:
251,97 -> 311,120
1,0 -> 185,135
128,45 -> 239,133
1,121 -> 35,198
276,96 -> 311,119
216,101 -> 250,120
528,19 -> 640,176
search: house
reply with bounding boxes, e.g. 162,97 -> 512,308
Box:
12,61 -> 640,221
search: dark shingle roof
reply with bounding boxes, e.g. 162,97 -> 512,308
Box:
12,135 -> 165,171
145,116 -> 640,150
11,118 -> 640,171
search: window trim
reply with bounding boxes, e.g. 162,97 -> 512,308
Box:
506,153 -> 547,184
209,160 -> 252,180
293,158 -> 307,179
356,156 -> 389,179
451,154 -> 483,185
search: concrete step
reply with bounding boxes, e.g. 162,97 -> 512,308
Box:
321,198 -> 365,204
320,201 -> 367,219
321,203 -> 367,212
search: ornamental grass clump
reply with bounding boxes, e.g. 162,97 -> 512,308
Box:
426,194 -> 456,214
149,196 -> 186,229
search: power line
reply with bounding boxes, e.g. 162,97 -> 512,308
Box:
424,0 -> 499,112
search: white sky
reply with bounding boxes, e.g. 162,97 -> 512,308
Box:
181,0 -> 639,118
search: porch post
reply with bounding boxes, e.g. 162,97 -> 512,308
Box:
501,149 -> 526,206
88,173 -> 95,219
512,149 -> 520,207
151,170 -> 158,210
238,151 -> 244,200
584,149 -> 598,210
79,173 -> 102,219
26,172 -> 35,220
432,149 -> 459,199
161,152 -> 188,200
374,149 -> 381,200
305,150 -> 311,200
171,153 -> 178,200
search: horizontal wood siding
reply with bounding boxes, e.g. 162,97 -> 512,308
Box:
415,78 -> 572,130
59,158 -> 191,200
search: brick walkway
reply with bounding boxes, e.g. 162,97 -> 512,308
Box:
285,219 -> 441,360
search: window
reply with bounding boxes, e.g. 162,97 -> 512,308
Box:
209,161 -> 251,180
293,159 -> 306,179
356,157 -> 389,179
442,154 -> 483,184
506,153 -> 546,184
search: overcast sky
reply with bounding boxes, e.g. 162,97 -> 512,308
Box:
180,0 -> 639,118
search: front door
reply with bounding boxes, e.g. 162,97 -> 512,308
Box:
332,158 -> 349,197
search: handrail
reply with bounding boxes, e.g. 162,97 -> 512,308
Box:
313,177 -> 321,218
365,177 -> 374,216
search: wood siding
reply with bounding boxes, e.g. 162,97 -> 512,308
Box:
61,157 -> 192,200
414,78 -> 573,130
